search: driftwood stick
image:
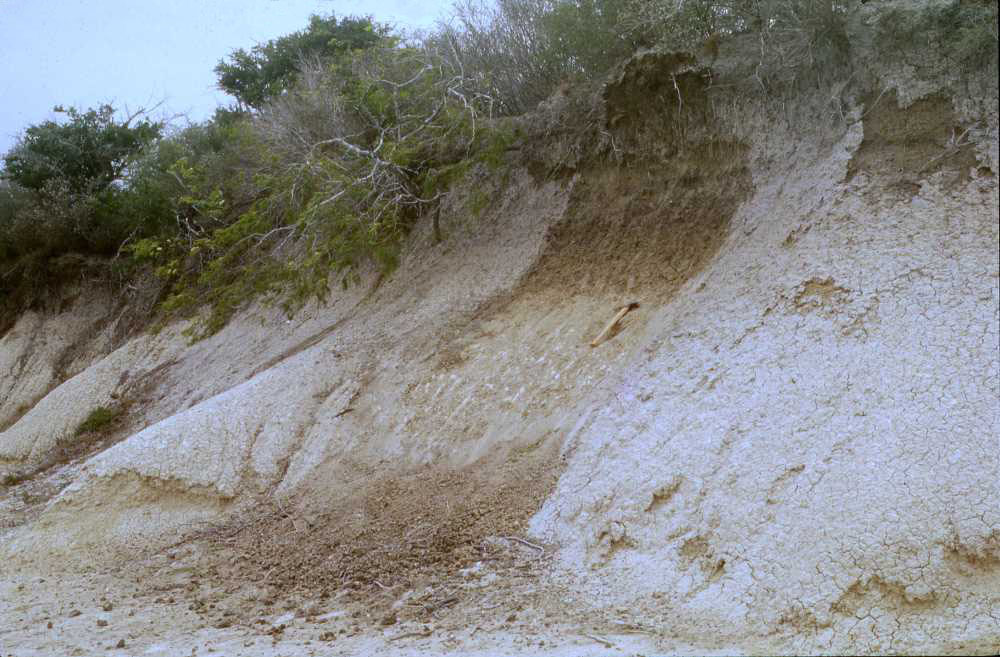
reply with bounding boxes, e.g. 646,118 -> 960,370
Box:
501,536 -> 545,553
590,301 -> 640,348
580,633 -> 616,648
388,629 -> 432,642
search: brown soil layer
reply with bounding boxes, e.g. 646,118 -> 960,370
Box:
849,91 -> 980,190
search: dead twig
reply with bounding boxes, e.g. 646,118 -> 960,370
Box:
611,620 -> 656,634
918,126 -> 974,173
580,633 -> 616,649
501,536 -> 545,553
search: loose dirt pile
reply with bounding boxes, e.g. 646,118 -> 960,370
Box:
184,443 -> 562,609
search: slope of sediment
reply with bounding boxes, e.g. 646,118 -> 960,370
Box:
1,49 -> 998,656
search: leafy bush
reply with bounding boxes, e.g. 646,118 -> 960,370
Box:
0,181 -> 34,259
0,105 -> 167,317
147,40 -> 497,336
215,14 -> 389,109
2,105 -> 161,194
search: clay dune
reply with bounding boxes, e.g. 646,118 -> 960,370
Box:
2,53 -> 998,656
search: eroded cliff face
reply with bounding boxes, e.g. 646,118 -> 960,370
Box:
1,51 -> 997,656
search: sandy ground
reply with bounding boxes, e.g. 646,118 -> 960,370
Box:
0,561 -> 735,657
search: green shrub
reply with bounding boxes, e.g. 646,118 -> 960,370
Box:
1,472 -> 29,487
142,39 -> 510,337
75,406 -> 120,435
215,14 -> 389,109
0,105 -> 169,315
2,105 -> 161,194
875,1 -> 999,74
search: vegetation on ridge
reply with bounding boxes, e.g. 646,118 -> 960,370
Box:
75,406 -> 121,436
1,1 -> 996,337
214,14 -> 388,110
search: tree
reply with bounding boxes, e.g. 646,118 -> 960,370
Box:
1,105 -> 162,194
214,14 -> 389,109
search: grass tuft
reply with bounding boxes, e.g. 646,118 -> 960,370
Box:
75,405 -> 120,435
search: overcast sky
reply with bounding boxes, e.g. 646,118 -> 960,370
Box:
0,0 -> 453,155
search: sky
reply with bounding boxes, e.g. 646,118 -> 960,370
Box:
0,0 -> 453,155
